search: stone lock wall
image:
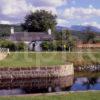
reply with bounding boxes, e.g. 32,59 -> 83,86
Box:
0,64 -> 74,89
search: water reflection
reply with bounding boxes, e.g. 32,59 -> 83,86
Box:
71,77 -> 100,91
0,77 -> 100,96
0,89 -> 25,96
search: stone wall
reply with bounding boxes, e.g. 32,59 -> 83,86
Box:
75,64 -> 100,72
0,64 -> 74,89
0,48 -> 8,61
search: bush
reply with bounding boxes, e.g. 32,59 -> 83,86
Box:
0,40 -> 26,51
0,32 -> 10,37
41,41 -> 54,51
41,40 -> 76,51
16,42 -> 26,51
0,40 -> 17,51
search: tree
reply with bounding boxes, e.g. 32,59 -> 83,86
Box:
83,27 -> 96,43
54,30 -> 76,51
21,10 -> 57,32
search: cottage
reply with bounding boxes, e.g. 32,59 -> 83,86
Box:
9,27 -> 54,51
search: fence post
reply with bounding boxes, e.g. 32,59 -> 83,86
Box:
7,48 -> 10,55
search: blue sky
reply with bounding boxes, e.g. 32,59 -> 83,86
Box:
0,0 -> 100,28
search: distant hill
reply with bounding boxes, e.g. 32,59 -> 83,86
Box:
57,25 -> 100,33
0,24 -> 22,34
56,26 -> 68,31
56,25 -> 100,41
70,25 -> 100,33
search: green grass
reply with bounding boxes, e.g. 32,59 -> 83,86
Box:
0,91 -> 100,100
0,52 -> 100,68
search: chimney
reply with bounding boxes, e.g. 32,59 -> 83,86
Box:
11,27 -> 14,34
48,28 -> 52,35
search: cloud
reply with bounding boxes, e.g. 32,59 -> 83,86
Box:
28,0 -> 67,7
1,0 -> 28,16
1,0 -> 57,16
57,18 -> 69,27
0,0 -> 99,28
0,0 -> 67,17
0,20 -> 12,24
30,6 -> 57,15
0,0 -> 58,24
82,21 -> 100,28
63,6 -> 100,19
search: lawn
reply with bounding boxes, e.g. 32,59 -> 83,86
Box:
0,91 -> 100,100
0,52 -> 100,68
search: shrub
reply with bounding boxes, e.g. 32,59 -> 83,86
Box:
0,40 -> 17,51
0,40 -> 26,51
41,41 -> 53,51
41,41 -> 65,51
16,42 -> 26,51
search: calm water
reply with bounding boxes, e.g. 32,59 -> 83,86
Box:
71,77 -> 100,91
0,77 -> 100,96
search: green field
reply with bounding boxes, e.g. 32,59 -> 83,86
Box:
0,52 -> 100,68
0,91 -> 100,100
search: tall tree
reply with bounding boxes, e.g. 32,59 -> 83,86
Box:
84,27 -> 96,43
54,30 -> 76,51
21,10 -> 57,32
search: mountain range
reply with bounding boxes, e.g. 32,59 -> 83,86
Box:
70,25 -> 100,33
56,25 -> 100,33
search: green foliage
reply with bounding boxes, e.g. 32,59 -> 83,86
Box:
0,40 -> 17,51
0,40 -> 26,51
94,37 -> 100,43
21,10 -> 57,32
41,41 -> 54,51
83,27 -> 96,43
54,30 -> 76,51
41,41 -> 63,51
0,32 -> 10,37
16,42 -> 26,51
41,30 -> 76,51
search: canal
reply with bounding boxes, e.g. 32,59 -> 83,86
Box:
0,76 -> 99,96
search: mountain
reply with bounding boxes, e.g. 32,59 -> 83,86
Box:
70,25 -> 100,33
56,25 -> 100,41
56,26 -> 68,31
57,25 -> 100,33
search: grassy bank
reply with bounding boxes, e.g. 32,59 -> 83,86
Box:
0,52 -> 100,68
0,91 -> 100,100
75,72 -> 100,78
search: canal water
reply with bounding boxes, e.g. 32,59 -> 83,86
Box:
0,77 -> 100,96
71,77 -> 100,91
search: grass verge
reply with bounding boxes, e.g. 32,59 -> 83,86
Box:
0,52 -> 100,68
0,91 -> 100,100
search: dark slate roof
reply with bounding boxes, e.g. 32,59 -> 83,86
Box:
9,32 -> 53,41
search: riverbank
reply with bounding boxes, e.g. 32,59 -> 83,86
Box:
0,91 -> 100,100
0,52 -> 100,67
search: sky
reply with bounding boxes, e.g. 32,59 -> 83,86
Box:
0,0 -> 100,28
